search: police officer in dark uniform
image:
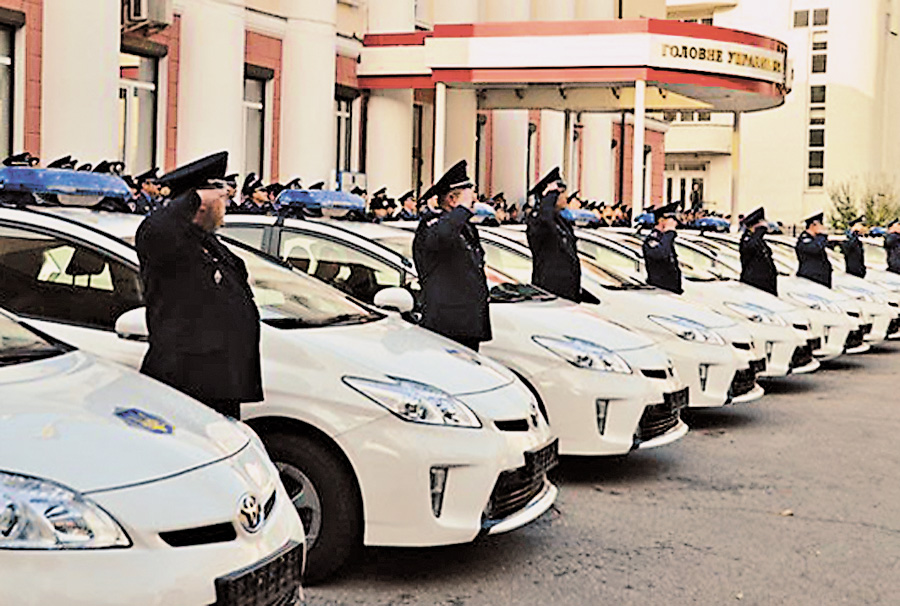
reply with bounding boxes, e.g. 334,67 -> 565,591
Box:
642,202 -> 683,294
796,211 -> 833,287
526,167 -> 581,302
135,152 -> 262,419
839,216 -> 867,278
238,174 -> 275,215
397,190 -> 418,220
412,160 -> 491,352
738,207 -> 778,296
885,220 -> 900,274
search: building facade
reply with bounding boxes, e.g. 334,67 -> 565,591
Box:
0,0 -> 791,218
665,0 -> 900,225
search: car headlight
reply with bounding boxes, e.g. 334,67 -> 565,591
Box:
788,293 -> 843,314
723,302 -> 787,326
648,315 -> 726,345
0,471 -> 130,549
532,335 -> 632,374
343,376 -> 482,428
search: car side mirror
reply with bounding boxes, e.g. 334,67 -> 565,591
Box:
373,287 -> 415,314
115,307 -> 149,342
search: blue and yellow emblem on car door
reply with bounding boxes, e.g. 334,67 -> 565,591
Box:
114,408 -> 174,435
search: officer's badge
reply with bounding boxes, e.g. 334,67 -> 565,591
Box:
214,269 -> 222,284
114,408 -> 174,435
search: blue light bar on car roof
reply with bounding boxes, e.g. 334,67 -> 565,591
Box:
0,167 -> 131,199
561,207 -> 601,227
276,189 -> 365,211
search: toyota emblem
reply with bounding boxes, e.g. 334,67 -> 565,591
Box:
238,494 -> 263,533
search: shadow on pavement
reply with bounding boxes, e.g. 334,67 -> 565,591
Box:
552,450 -> 677,486
818,358 -> 866,372
681,407 -> 759,431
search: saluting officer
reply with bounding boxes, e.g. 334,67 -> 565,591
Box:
796,211 -> 833,288
885,220 -> 900,274
526,167 -> 581,302
135,152 -> 262,420
840,216 -> 867,278
642,202 -> 683,294
739,207 -> 778,296
412,160 -> 491,352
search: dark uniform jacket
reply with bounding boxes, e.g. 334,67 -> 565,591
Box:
795,231 -> 833,288
841,233 -> 866,278
526,191 -> 581,302
885,233 -> 900,274
135,191 -> 263,411
397,208 -> 418,221
412,206 -> 492,344
643,228 -> 683,294
739,226 -> 778,296
238,199 -> 274,215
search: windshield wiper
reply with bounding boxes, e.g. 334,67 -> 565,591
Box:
0,347 -> 64,366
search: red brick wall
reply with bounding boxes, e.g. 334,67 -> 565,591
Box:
0,0 -> 42,156
612,122 -> 665,208
245,31 -> 282,181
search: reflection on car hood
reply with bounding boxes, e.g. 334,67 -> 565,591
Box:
264,315 -> 516,397
0,352 -> 249,493
684,279 -> 800,313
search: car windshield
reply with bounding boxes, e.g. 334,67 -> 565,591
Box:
374,234 -> 555,302
0,312 -> 66,366
227,244 -> 382,328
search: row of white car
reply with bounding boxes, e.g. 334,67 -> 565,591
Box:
2,168 -> 898,602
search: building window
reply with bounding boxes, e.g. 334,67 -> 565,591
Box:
811,55 -> 827,73
813,8 -> 829,26
701,17 -> 713,25
810,108 -> 826,125
808,173 -> 824,187
335,97 -> 352,174
794,10 -> 809,28
809,129 -> 825,147
810,85 -> 826,104
243,77 -> 266,178
809,151 -> 824,170
118,53 -> 158,174
679,111 -> 695,122
0,26 -> 12,158
697,111 -> 712,122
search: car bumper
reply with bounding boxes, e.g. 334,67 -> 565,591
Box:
0,450 -> 305,606
663,341 -> 757,408
748,324 -> 808,378
338,380 -> 557,548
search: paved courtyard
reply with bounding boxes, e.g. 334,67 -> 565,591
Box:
307,344 -> 900,606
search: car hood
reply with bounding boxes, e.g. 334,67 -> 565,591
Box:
684,279 -> 800,313
263,315 -> 516,397
491,298 -> 659,352
0,352 -> 249,493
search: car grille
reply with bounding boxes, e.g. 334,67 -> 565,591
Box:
494,419 -> 531,432
792,323 -> 809,331
845,328 -> 865,350
161,522 -> 236,548
729,368 -> 756,398
732,342 -> 752,351
807,337 -> 822,352
640,368 -> 669,380
790,344 -> 814,369
749,358 -> 767,376
889,317 -> 900,336
212,541 -> 303,606
485,439 -> 558,523
861,323 -> 873,335
635,393 -> 684,444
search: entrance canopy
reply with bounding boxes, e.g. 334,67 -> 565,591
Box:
360,19 -> 790,113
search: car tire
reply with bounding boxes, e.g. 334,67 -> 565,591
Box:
264,431 -> 362,584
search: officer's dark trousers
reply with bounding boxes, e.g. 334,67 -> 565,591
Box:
204,399 -> 242,420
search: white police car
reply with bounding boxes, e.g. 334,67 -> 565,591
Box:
0,308 -> 305,605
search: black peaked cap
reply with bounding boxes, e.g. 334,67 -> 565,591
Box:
529,167 -> 565,197
158,151 -> 228,198
804,211 -> 824,227
432,160 -> 474,198
741,207 -> 766,227
651,202 -> 681,222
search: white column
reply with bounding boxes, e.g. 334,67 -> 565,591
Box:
176,0 -> 246,173
632,80 -> 647,212
281,0 -> 337,185
580,114 -> 615,203
539,110 -> 566,173
485,0 -> 531,202
731,112 -> 741,227
41,0 -> 120,163
531,0 -> 575,20
433,83 -> 447,180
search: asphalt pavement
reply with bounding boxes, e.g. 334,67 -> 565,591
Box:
306,343 -> 900,606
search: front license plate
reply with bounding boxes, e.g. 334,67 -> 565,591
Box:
526,439 -> 559,476
214,541 -> 303,606
664,387 -> 690,410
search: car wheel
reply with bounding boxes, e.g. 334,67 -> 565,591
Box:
264,432 -> 362,584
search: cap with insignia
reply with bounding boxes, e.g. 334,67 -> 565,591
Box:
76,163 -> 93,172
369,197 -> 384,210
529,167 -> 566,197
567,190 -> 580,202
492,192 -> 506,202
93,160 -> 125,175
310,181 -> 325,190
432,160 -> 474,199
350,185 -> 365,196
741,207 -> 766,227
3,152 -> 39,167
651,202 -> 681,223
47,155 -> 77,169
385,197 -> 397,210
265,182 -> 285,197
223,173 -> 239,188
286,177 -> 303,190
373,186 -> 387,198
398,190 -> 414,203
242,173 -> 259,196
804,211 -> 824,227
135,167 -> 159,184
157,151 -> 228,198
